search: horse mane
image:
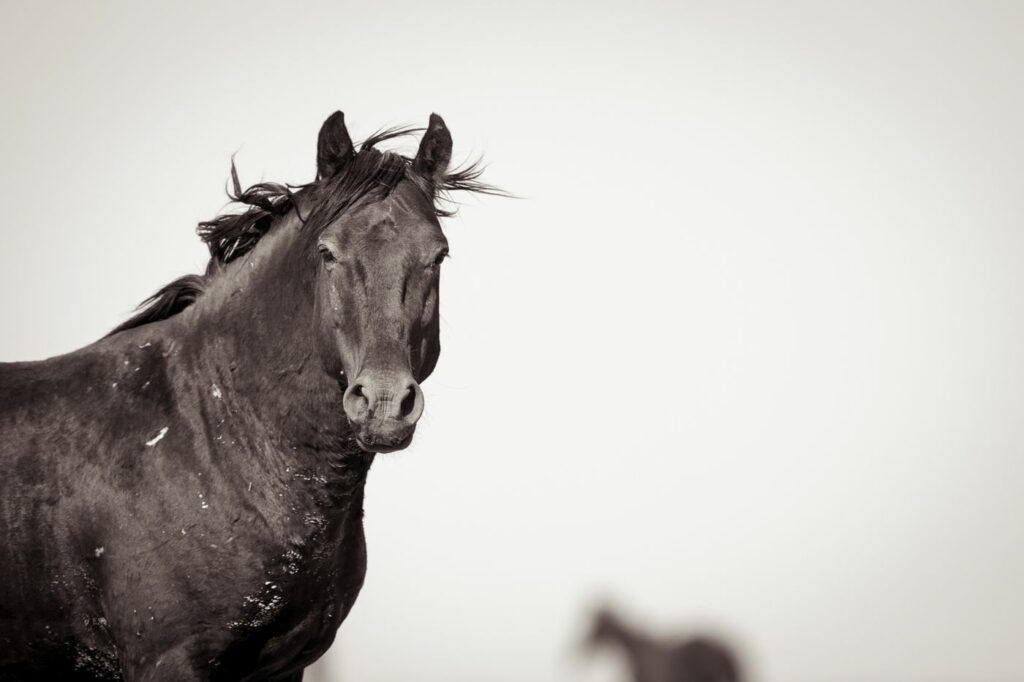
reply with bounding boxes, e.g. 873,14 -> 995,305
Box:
108,127 -> 501,336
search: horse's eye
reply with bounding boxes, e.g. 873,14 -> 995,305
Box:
318,245 -> 337,264
430,250 -> 449,268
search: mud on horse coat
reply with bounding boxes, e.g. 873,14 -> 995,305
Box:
0,112 -> 498,681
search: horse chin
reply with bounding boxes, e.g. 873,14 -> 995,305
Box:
354,426 -> 416,454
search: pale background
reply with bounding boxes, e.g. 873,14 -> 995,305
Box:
1,2 -> 1022,681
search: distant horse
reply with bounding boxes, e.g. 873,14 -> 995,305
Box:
0,112 -> 497,681
585,607 -> 743,682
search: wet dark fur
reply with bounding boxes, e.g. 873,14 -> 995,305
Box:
0,116 -> 498,681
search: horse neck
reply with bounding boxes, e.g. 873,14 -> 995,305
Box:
600,615 -> 658,657
178,211 -> 349,447
601,618 -> 671,682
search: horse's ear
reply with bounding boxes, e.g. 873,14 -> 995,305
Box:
413,113 -> 452,186
317,111 -> 355,180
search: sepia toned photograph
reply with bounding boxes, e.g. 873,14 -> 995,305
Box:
0,2 -> 1021,681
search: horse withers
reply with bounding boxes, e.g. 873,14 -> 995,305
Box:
0,112 -> 497,681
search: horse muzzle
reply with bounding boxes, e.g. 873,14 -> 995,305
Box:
342,369 -> 424,453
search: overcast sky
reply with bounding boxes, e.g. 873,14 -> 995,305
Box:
1,2 -> 1022,681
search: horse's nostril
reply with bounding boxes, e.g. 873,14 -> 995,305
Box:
345,373 -> 422,426
350,378 -> 370,405
397,382 -> 424,423
399,386 -> 416,419
343,382 -> 371,423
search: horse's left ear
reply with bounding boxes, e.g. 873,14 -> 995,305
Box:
317,111 -> 355,180
413,113 -> 452,186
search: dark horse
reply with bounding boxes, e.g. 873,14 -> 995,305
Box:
585,607 -> 743,682
0,112 -> 496,681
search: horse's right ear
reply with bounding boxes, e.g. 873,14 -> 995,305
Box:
316,111 -> 355,180
413,113 -> 453,186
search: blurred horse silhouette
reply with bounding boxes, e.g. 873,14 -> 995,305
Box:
584,606 -> 742,682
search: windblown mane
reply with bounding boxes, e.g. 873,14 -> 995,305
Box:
109,127 -> 500,336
